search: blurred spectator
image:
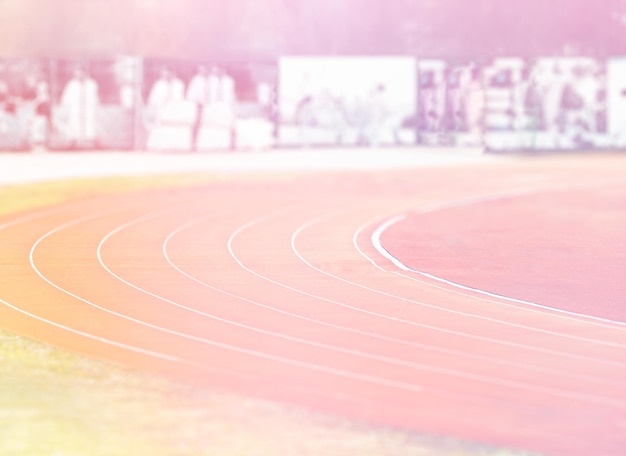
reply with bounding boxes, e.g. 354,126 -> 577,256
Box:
186,64 -> 216,150
213,66 -> 236,105
186,65 -> 237,109
446,67 -> 467,131
146,66 -> 184,130
23,73 -> 51,151
539,63 -> 566,138
146,66 -> 196,151
464,65 -> 485,142
419,68 -> 446,133
192,66 -> 237,151
365,83 -> 391,145
575,64 -> 600,132
59,66 -> 100,149
524,65 -> 545,131
147,67 -> 184,109
512,64 -> 533,131
256,81 -> 273,117
113,57 -> 141,110
0,79 -> 23,149
186,64 -> 216,107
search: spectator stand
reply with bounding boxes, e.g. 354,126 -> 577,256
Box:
46,58 -> 138,151
0,59 -> 49,151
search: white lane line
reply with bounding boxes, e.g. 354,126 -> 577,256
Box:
226,210 -> 626,366
224,208 -> 626,367
364,185 -> 626,328
293,212 -> 626,353
372,214 -> 626,326
371,214 -> 409,270
98,211 -> 430,390
0,296 -> 182,363
0,200 -> 416,408
162,217 -> 626,390
29,210 -> 425,396
6,181 -> 626,408
166,211 -> 626,406
360,213 -> 624,328
0,204 -> 211,368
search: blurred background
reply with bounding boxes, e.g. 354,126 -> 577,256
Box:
1,0 -> 626,152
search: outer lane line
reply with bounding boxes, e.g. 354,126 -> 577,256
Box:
0,197 -> 428,410
98,209 -> 465,393
353,179 -> 626,328
0,195 -> 440,408
356,213 -> 626,330
0,203 -> 206,367
292,210 -> 626,354
29,207 -> 428,396
4,174 -> 626,424
0,295 -> 182,363
160,216 -> 626,390
227,209 -> 626,366
7,176 -> 626,407
373,215 -> 626,327
225,208 -> 626,367
164,210 -> 626,406
363,186 -> 626,328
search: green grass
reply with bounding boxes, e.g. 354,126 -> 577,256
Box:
0,329 -> 534,456
0,175 -> 534,455
0,174 -> 220,216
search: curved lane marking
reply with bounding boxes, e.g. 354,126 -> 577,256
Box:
165,210 -> 626,406
366,185 -> 626,328
222,208 -> 626,367
355,213 -> 626,331
292,210 -> 626,351
2,176 -> 625,409
160,216 -> 626,388
0,204 -> 200,366
0,295 -> 182,363
226,210 -> 626,366
29,208 -> 427,396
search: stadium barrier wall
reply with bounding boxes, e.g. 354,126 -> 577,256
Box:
0,55 -> 623,153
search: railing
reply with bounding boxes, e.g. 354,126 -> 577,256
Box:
0,55 -> 623,152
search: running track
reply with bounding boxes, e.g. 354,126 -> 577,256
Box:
1,152 -> 626,455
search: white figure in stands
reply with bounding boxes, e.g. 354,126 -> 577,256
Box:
114,57 -> 140,110
447,66 -> 469,132
213,66 -> 236,106
422,72 -> 446,132
59,66 -> 100,148
464,65 -> 485,142
256,81 -> 273,117
576,63 -> 600,133
27,76 -> 51,151
186,65 -> 216,150
538,63 -> 566,143
147,67 -> 184,114
194,66 -> 237,150
512,65 -> 532,131
146,67 -> 194,151
186,65 -> 216,108
364,83 -> 403,146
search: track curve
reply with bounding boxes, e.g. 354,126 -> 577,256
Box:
2,156 -> 626,455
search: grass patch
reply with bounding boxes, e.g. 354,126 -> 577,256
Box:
0,175 -> 534,455
0,329 -> 531,456
0,174 -> 220,217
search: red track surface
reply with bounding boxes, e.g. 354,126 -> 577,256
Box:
1,155 -> 626,455
380,181 -> 626,322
